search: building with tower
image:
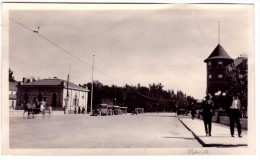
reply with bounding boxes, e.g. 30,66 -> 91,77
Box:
204,44 -> 234,95
204,44 -> 248,96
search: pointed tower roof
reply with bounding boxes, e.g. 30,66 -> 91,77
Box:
204,44 -> 233,62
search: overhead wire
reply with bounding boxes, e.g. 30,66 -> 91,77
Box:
37,34 -> 93,68
10,17 -> 116,78
10,17 -> 34,33
10,17 -> 92,67
10,17 -> 175,103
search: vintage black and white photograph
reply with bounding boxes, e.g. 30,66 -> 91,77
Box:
1,2 -> 256,156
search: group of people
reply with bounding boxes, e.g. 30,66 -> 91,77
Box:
22,99 -> 46,110
201,93 -> 242,138
22,99 -> 49,118
74,106 -> 86,114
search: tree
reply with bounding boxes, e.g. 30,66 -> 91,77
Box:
82,81 -> 197,113
31,76 -> 36,82
9,68 -> 16,82
225,67 -> 248,110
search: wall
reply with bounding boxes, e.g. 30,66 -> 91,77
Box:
206,59 -> 233,94
62,88 -> 88,109
16,86 -> 64,108
197,114 -> 248,130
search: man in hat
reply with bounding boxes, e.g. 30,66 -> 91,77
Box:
229,94 -> 242,137
201,94 -> 214,136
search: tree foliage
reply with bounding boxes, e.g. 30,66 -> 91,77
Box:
225,67 -> 248,110
9,68 -> 16,82
83,81 -> 198,113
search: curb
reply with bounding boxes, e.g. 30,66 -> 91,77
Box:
178,118 -> 206,147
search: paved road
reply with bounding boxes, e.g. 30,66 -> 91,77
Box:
9,112 -> 202,148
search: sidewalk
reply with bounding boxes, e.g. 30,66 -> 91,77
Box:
178,117 -> 248,147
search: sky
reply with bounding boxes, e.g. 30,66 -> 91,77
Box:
8,3 -> 254,99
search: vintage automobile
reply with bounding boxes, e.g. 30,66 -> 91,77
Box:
91,108 -> 100,116
91,104 -> 128,116
99,104 -> 113,116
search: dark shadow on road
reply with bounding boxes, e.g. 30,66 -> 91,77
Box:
204,144 -> 248,147
199,135 -> 237,138
162,136 -> 196,140
214,145 -> 248,148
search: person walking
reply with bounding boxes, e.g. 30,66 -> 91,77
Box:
40,99 -> 46,113
74,107 -> 77,115
201,95 -> 214,136
229,94 -> 242,137
82,107 -> 85,114
78,106 -> 81,114
191,107 -> 196,120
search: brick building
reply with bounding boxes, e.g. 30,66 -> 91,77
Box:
16,78 -> 89,111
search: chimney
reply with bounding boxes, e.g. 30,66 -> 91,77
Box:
23,78 -> 26,83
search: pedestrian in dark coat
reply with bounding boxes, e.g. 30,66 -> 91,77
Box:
191,107 -> 196,120
78,106 -> 81,114
82,107 -> 85,114
201,95 -> 214,136
74,107 -> 77,114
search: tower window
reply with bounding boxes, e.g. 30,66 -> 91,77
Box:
208,61 -> 211,65
218,74 -> 223,78
209,75 -> 212,79
218,61 -> 223,68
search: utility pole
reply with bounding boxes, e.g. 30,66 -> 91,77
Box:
90,55 -> 94,114
65,65 -> 70,114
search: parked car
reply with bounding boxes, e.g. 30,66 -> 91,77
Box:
91,108 -> 100,116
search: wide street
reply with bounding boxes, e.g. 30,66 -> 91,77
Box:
9,112 -> 202,148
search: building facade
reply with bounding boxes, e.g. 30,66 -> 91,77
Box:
204,44 -> 248,96
9,82 -> 18,109
232,55 -> 248,76
16,78 -> 89,111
